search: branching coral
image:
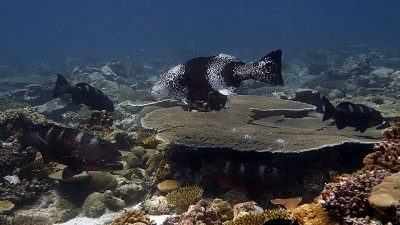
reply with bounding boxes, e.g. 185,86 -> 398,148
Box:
110,209 -> 152,225
223,209 -> 295,225
363,123 -> 400,173
165,186 -> 203,212
222,212 -> 266,225
321,170 -> 387,219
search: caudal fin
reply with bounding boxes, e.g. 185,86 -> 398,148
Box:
322,96 -> 336,121
53,74 -> 72,97
256,49 -> 283,86
236,49 -> 283,86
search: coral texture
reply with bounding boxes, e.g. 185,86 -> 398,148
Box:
141,95 -> 381,153
165,186 -> 204,212
111,209 -> 152,225
363,123 -> 400,173
293,202 -> 339,225
321,170 -> 387,219
223,209 -> 294,225
368,172 -> 400,224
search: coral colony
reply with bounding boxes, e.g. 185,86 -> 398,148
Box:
1,46 -> 400,225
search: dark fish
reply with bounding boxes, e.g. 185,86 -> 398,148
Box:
201,157 -> 287,195
151,50 -> 283,110
322,96 -> 385,133
24,124 -> 123,179
53,74 -> 115,112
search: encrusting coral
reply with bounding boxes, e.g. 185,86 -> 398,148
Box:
293,202 -> 339,225
110,209 -> 152,225
165,186 -> 204,212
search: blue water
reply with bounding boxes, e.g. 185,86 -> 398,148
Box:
0,0 -> 399,62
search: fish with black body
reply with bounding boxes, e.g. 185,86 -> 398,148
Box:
24,124 -> 123,179
53,74 -> 115,112
322,96 -> 388,133
151,49 -> 283,111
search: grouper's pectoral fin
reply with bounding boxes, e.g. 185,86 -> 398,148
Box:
62,166 -> 81,179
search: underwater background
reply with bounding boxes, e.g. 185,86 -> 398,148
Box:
1,0 -> 400,62
1,1 -> 400,225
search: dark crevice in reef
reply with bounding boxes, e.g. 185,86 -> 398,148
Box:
166,143 -> 374,206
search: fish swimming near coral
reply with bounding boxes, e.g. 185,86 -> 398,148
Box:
322,96 -> 387,133
24,124 -> 123,179
151,50 -> 283,110
53,74 -> 115,112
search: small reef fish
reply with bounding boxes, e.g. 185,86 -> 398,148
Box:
24,124 -> 123,179
53,74 -> 115,112
322,96 -> 386,133
151,50 -> 283,110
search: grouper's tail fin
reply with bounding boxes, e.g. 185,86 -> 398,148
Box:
322,96 -> 336,121
53,74 -> 72,97
255,49 -> 283,86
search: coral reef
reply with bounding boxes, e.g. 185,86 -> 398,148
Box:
176,199 -> 221,225
383,122 -> 400,139
293,202 -> 339,225
88,171 -> 119,193
82,192 -> 106,218
363,140 -> 400,173
368,172 -> 400,224
88,110 -> 113,128
0,177 -> 52,204
321,170 -> 387,219
232,201 -> 263,217
140,196 -> 174,215
111,209 -> 153,225
0,108 -> 52,176
363,123 -> 400,173
222,212 -> 266,225
141,95 -> 382,153
102,190 -> 125,211
223,209 -> 295,225
210,198 -> 234,222
0,200 -> 14,214
165,186 -> 204,212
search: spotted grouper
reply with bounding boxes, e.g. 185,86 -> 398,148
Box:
151,50 -> 283,110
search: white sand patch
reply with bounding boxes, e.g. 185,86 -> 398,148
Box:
55,202 -> 172,225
